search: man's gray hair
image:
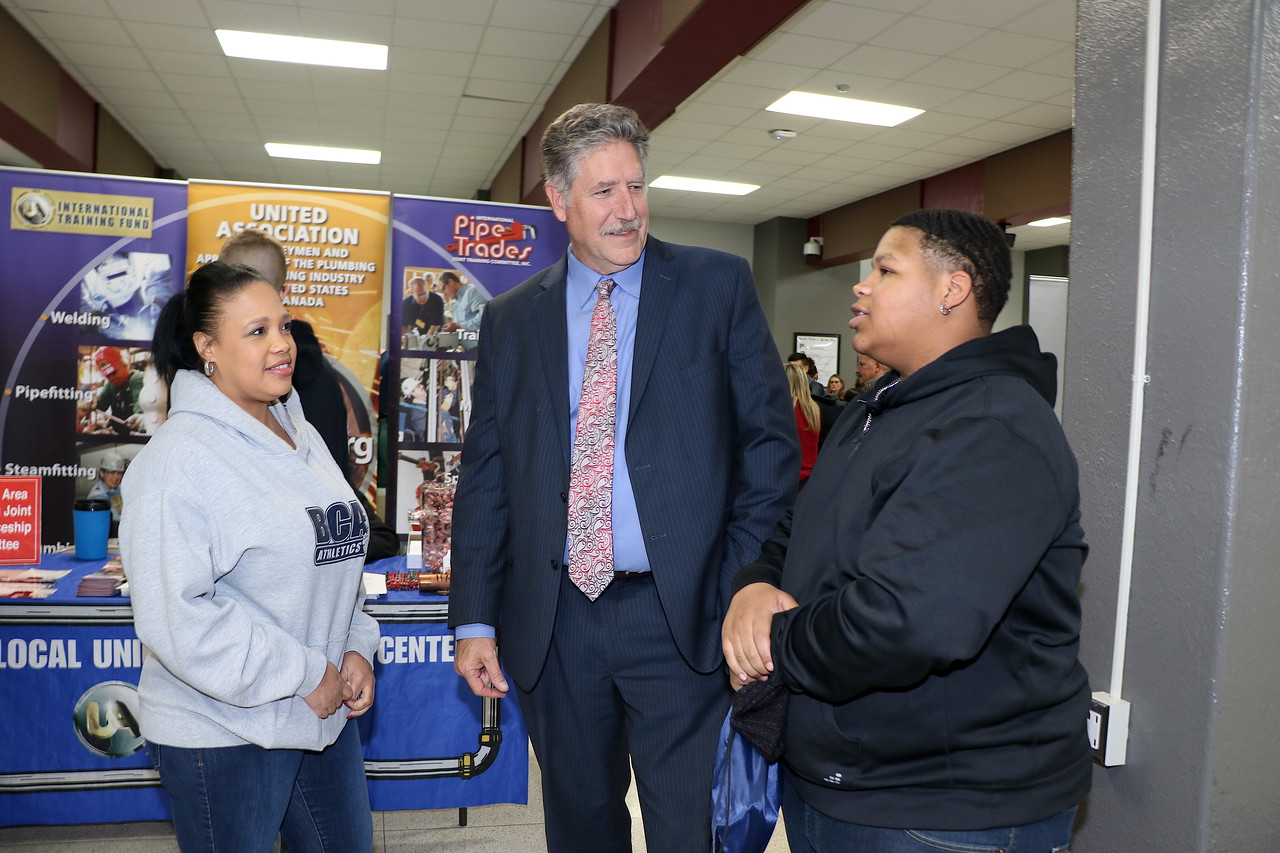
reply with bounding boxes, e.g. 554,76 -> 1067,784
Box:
541,103 -> 650,199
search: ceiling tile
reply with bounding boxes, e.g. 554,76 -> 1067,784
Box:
907,57 -> 1010,90
999,101 -> 1072,130
480,26 -> 574,61
25,11 -> 132,43
959,120 -> 1053,146
392,0 -> 496,25
144,49 -> 231,76
750,32 -> 855,69
57,39 -> 150,69
490,0 -> 597,35
470,54 -> 557,83
1004,1 -> 1079,41
949,29 -> 1067,69
871,15 -> 988,56
202,0 -> 299,33
916,0 -> 1026,29
8,0 -> 114,14
939,90 -> 1033,120
105,0 -> 205,25
463,78 -> 544,104
391,18 -> 484,51
93,87 -> 179,108
389,46 -> 476,76
980,69 -> 1071,102
297,7 -> 393,43
75,64 -> 166,89
123,21 -> 220,53
785,2 -> 902,41
719,59 -> 818,92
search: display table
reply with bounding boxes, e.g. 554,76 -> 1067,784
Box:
0,553 -> 527,827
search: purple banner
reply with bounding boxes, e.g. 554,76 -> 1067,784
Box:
387,196 -> 567,534
1,168 -> 189,551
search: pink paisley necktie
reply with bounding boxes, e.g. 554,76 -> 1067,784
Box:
566,278 -> 617,600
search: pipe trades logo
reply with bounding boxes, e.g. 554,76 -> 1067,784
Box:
306,500 -> 369,565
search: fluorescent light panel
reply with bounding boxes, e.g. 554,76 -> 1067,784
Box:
650,176 -> 759,195
265,143 -> 381,165
766,91 -> 923,127
216,29 -> 387,70
1028,216 -> 1071,227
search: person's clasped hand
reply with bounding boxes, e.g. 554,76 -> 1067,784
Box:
304,661 -> 354,719
722,582 -> 798,690
341,651 -> 376,718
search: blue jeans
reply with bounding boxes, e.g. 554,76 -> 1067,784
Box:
783,780 -> 1076,853
147,720 -> 372,853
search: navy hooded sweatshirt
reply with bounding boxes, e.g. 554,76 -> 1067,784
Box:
733,325 -> 1092,831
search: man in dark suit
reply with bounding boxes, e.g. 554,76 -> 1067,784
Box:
449,103 -> 797,853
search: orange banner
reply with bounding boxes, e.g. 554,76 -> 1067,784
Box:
185,182 -> 390,491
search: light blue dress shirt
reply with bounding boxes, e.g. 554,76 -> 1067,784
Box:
454,249 -> 648,642
564,250 -> 649,575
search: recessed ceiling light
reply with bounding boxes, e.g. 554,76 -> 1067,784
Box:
649,176 -> 760,195
216,29 -> 388,70
766,91 -> 923,127
265,143 -> 381,165
1028,216 -> 1072,227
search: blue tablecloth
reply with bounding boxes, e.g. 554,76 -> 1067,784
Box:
0,552 -> 527,826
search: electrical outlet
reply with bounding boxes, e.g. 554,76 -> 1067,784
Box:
1088,691 -> 1131,767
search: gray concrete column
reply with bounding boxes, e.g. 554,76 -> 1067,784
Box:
1069,0 -> 1280,849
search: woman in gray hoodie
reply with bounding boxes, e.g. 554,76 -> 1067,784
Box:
121,261 -> 380,852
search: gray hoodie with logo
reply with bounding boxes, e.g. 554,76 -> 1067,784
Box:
121,369 -> 379,750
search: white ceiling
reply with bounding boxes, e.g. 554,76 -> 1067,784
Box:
0,0 -> 1075,249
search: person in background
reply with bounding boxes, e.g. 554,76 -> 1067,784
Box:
92,346 -> 145,434
121,261 -> 379,852
786,361 -> 821,484
88,454 -> 127,536
439,270 -> 486,349
723,209 -> 1091,853
449,102 -> 797,853
853,351 -> 891,395
825,373 -> 846,401
402,274 -> 444,337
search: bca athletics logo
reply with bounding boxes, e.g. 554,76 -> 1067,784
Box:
306,500 -> 369,565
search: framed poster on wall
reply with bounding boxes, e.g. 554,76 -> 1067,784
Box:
793,332 -> 841,384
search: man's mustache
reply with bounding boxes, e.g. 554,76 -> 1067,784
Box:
601,218 -> 643,236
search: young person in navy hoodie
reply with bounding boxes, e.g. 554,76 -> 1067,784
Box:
724,210 -> 1091,853
121,262 -> 378,852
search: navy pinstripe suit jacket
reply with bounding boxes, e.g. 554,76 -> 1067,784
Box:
449,236 -> 798,690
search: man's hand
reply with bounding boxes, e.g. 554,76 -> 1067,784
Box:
454,637 -> 509,698
722,582 -> 798,689
340,651 -> 376,718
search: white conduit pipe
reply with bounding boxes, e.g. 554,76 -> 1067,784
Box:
1111,0 -> 1163,703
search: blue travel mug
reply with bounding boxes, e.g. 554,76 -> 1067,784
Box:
72,498 -> 111,560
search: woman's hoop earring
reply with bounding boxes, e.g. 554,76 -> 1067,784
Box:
204,360 -> 215,376
939,302 -> 951,316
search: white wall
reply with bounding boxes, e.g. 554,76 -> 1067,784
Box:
648,215 -> 755,265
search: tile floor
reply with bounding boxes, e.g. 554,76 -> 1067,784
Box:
0,746 -> 792,852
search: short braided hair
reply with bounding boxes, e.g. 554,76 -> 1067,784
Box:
890,209 -> 1011,327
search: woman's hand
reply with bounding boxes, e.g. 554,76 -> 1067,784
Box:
340,651 -> 376,718
722,583 -> 798,690
304,661 -> 354,719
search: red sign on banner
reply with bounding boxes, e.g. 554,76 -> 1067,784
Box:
0,476 -> 41,565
